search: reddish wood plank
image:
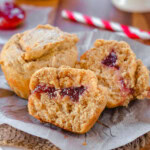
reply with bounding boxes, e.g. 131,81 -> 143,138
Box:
15,0 -> 59,7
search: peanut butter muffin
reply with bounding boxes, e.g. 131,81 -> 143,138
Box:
78,39 -> 150,108
0,24 -> 78,99
28,67 -> 107,134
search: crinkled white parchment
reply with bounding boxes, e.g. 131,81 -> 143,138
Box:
0,29 -> 150,150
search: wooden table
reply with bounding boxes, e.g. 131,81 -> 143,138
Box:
2,0 -> 150,149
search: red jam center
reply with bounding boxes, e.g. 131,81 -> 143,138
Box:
32,85 -> 86,102
0,2 -> 26,29
33,85 -> 57,99
60,86 -> 86,102
102,50 -> 119,70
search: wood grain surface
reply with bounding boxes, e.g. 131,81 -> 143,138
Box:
2,0 -> 150,149
15,0 -> 59,7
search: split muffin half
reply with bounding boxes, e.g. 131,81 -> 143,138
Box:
28,67 -> 107,134
78,39 -> 150,108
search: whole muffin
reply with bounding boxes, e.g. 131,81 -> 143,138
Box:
0,24 -> 78,99
78,39 -> 150,108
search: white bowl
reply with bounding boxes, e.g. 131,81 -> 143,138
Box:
112,0 -> 150,12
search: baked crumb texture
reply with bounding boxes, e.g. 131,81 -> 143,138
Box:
28,67 -> 107,134
78,39 -> 150,108
0,24 -> 78,99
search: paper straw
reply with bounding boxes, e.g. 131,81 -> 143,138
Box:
62,10 -> 150,40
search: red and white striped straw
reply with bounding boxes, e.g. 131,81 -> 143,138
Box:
61,10 -> 150,40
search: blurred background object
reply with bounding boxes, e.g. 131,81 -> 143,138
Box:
112,0 -> 150,12
0,2 -> 26,29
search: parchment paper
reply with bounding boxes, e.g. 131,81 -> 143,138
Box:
0,29 -> 150,150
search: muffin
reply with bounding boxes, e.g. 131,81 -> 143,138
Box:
78,39 -> 150,108
28,67 -> 107,134
0,24 -> 78,99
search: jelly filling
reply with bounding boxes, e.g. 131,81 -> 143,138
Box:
33,84 -> 86,102
60,86 -> 86,102
0,2 -> 26,29
102,50 -> 119,70
32,85 -> 57,99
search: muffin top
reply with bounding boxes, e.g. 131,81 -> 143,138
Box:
0,24 -> 78,74
19,25 -> 78,61
0,24 -> 78,63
